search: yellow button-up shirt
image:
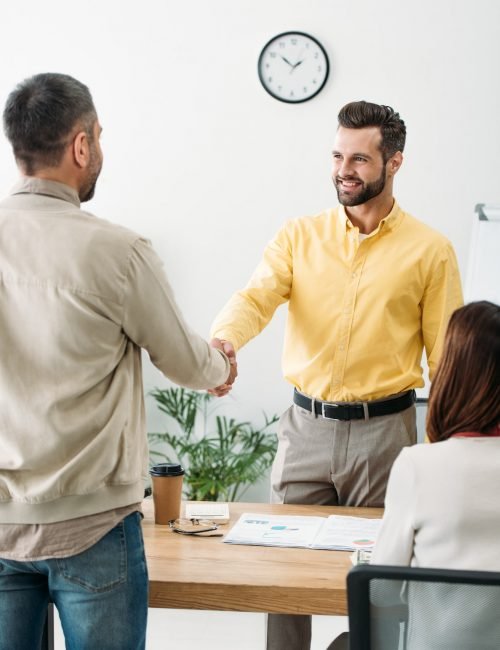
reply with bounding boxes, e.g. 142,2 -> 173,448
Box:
211,201 -> 463,402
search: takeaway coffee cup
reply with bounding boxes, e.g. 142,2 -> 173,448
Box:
149,463 -> 185,524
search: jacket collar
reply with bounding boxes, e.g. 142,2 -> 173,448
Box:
10,177 -> 80,208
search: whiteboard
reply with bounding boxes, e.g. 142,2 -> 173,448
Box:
464,204 -> 500,304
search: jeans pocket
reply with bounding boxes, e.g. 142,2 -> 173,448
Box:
0,559 -> 41,580
0,560 -> 17,576
56,519 -> 127,593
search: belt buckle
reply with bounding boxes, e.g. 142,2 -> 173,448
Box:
321,401 -> 340,420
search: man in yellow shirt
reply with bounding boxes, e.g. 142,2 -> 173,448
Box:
211,101 -> 463,650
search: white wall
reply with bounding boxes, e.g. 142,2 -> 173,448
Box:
1,0 -> 499,498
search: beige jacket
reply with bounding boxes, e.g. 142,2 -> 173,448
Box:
0,178 -> 229,523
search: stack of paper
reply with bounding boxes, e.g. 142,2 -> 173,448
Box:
184,502 -> 230,522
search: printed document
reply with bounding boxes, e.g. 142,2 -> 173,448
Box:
223,513 -> 381,551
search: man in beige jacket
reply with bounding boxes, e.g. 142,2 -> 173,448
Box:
0,72 -> 234,650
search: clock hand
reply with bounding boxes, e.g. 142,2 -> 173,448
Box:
280,55 -> 293,67
291,59 -> 304,71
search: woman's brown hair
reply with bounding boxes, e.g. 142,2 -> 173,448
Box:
426,301 -> 500,442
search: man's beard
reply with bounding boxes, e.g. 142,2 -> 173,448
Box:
80,176 -> 98,203
334,166 -> 386,207
79,144 -> 102,203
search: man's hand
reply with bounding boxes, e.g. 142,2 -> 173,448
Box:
208,338 -> 237,397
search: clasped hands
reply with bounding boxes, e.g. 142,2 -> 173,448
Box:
209,338 -> 237,397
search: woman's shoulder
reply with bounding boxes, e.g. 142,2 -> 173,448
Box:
398,438 -> 499,465
395,440 -> 458,467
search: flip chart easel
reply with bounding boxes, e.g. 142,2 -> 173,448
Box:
464,204 -> 500,304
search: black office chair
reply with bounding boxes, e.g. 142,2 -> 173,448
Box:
339,564 -> 500,650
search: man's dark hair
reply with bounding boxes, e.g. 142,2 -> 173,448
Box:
3,73 -> 97,175
337,101 -> 406,161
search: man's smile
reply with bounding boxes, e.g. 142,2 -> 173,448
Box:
336,177 -> 363,189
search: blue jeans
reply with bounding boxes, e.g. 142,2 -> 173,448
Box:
0,511 -> 148,650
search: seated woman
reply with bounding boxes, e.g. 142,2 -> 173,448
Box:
371,300 -> 500,570
368,300 -> 500,649
327,300 -> 500,650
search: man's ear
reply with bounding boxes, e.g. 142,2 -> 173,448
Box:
387,151 -> 403,176
72,131 -> 90,169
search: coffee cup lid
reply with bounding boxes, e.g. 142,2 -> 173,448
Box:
149,463 -> 184,477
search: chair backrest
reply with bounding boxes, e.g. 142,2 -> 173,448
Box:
347,564 -> 500,650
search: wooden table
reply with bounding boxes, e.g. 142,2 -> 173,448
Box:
143,500 -> 382,616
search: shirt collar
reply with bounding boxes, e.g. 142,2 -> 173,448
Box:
340,199 -> 403,236
10,177 -> 80,208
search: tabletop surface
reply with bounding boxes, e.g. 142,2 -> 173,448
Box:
142,500 -> 383,615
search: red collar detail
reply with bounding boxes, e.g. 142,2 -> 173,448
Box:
451,430 -> 500,438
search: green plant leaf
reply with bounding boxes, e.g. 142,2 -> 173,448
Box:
148,387 -> 278,501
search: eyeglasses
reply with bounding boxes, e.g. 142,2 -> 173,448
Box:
169,518 -> 223,537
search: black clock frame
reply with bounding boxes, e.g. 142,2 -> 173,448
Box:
257,31 -> 330,104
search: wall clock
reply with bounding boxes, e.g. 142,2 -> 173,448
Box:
258,31 -> 329,104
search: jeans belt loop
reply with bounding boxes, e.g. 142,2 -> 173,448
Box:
362,401 -> 370,421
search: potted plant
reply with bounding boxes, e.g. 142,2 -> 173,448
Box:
148,387 -> 279,502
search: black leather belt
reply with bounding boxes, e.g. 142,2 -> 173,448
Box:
293,389 -> 416,421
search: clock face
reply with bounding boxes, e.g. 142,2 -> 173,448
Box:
258,31 -> 329,104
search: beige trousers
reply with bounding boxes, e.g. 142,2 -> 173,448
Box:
266,402 -> 417,650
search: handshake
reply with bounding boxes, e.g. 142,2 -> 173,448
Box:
209,338 -> 238,397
